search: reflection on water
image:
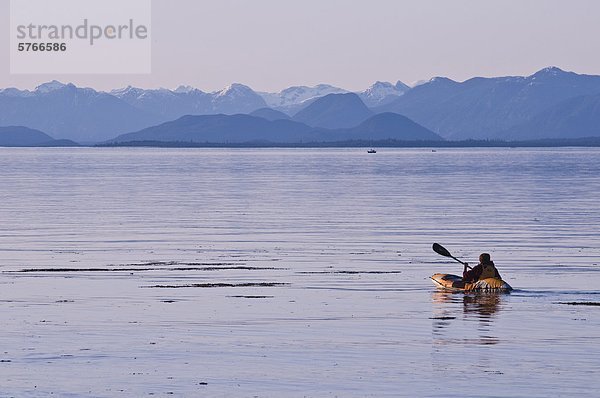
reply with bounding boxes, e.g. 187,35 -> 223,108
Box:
431,291 -> 507,346
463,292 -> 503,318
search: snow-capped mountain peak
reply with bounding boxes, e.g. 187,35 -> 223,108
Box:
259,84 -> 349,109
395,80 -> 410,91
0,87 -> 33,97
110,86 -> 154,102
410,79 -> 429,88
529,66 -> 568,80
35,80 -> 71,93
214,83 -> 255,98
174,85 -> 199,94
111,85 -> 139,95
210,83 -> 267,113
358,80 -> 409,107
363,81 -> 396,94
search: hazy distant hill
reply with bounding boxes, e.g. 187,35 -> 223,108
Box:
500,92 -> 600,139
108,112 -> 440,144
0,126 -> 78,146
327,112 -> 443,141
293,93 -> 374,129
249,107 -> 291,121
377,67 -> 600,140
109,114 -> 315,144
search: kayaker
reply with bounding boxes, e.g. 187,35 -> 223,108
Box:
462,253 -> 501,283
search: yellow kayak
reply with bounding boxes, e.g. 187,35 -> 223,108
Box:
431,273 -> 512,292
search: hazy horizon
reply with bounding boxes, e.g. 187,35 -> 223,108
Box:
2,0 -> 600,92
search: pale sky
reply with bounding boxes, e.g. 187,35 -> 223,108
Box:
1,0 -> 600,92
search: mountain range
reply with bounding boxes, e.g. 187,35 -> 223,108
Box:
0,82 -> 160,143
376,67 -> 600,140
0,80 -> 410,143
1,67 -> 600,144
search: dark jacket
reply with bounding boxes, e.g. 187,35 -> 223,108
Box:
463,261 -> 501,283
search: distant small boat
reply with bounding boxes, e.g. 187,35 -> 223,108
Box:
367,149 -> 377,154
431,149 -> 437,152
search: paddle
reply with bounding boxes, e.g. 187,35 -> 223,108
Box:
432,243 -> 472,269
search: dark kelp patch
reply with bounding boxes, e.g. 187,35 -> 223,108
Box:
9,266 -> 283,273
144,282 -> 288,289
122,261 -> 241,267
298,270 -> 402,275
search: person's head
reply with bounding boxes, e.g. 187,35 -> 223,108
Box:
479,253 -> 492,264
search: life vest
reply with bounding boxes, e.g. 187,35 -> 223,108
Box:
479,263 -> 498,279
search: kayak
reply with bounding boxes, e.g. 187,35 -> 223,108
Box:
431,273 -> 513,292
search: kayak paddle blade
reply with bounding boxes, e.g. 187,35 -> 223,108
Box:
432,243 -> 452,258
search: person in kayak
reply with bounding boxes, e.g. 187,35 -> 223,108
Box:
462,253 -> 501,283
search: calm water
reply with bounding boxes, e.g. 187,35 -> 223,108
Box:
1,147 -> 599,397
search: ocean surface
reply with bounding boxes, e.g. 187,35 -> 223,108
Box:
1,147 -> 599,397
